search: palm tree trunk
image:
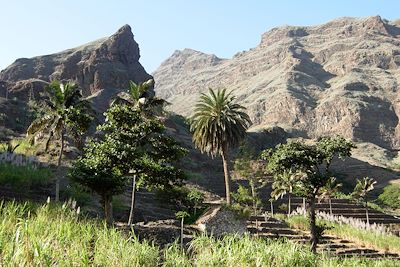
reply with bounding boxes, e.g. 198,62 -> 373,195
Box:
365,198 -> 369,224
250,180 -> 257,213
308,196 -> 317,253
56,132 -> 65,202
270,200 -> 274,216
288,193 -> 291,216
180,216 -> 184,249
329,197 -> 333,216
221,150 -> 231,205
128,175 -> 137,226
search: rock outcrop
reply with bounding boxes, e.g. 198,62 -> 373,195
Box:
0,24 -> 152,105
154,16 -> 400,149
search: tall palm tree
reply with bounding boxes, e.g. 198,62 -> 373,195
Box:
320,176 -> 342,215
271,170 -> 298,216
352,177 -> 377,224
190,88 -> 251,204
27,80 -> 91,201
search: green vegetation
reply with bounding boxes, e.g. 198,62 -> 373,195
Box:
378,184 -> 400,209
70,87 -> 186,224
190,88 -> 251,204
262,136 -> 355,252
0,163 -> 52,189
0,139 -> 38,156
1,201 -> 397,266
351,177 -> 377,224
287,215 -> 400,255
26,80 -> 93,201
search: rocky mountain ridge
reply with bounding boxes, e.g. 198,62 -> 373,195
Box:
154,16 -> 400,150
0,24 -> 151,106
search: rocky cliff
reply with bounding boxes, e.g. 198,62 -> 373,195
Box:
154,16 -> 400,149
0,24 -> 151,106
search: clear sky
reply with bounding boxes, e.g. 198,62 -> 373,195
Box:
0,1 -> 399,73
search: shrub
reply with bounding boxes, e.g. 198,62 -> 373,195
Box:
0,163 -> 52,189
378,184 -> 400,209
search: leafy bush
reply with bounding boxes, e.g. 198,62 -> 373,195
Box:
60,183 -> 92,206
378,184 -> 400,209
0,163 -> 52,189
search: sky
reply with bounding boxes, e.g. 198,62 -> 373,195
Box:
0,1 -> 399,73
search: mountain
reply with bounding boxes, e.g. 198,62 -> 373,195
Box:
154,16 -> 400,150
0,25 -> 152,133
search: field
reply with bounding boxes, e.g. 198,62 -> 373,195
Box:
0,201 -> 398,266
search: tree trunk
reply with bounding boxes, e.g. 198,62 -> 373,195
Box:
56,132 -> 65,202
329,197 -> 333,216
308,196 -> 317,253
221,150 -> 231,205
103,194 -> 113,225
250,180 -> 257,214
270,200 -> 274,216
288,193 -> 291,216
128,175 -> 137,226
180,217 -> 184,249
365,199 -> 369,224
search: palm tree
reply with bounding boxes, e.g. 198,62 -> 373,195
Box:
27,80 -> 91,202
271,170 -> 298,216
352,177 -> 377,224
190,88 -> 251,204
320,176 -> 342,215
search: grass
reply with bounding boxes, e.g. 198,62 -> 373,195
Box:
0,139 -> 38,156
0,201 -> 399,266
287,215 -> 400,254
0,163 -> 52,189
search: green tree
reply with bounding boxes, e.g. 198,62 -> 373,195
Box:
233,144 -> 267,213
70,102 -> 186,224
262,136 -> 354,253
113,79 -> 181,225
319,176 -> 342,215
190,88 -> 251,204
271,170 -> 299,216
352,177 -> 377,224
27,81 -> 92,201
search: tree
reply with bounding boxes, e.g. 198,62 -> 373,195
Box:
27,81 -> 92,202
233,144 -> 267,213
352,177 -> 377,224
271,170 -> 299,216
69,141 -> 125,224
175,211 -> 190,249
70,102 -> 186,224
320,176 -> 342,215
262,136 -> 355,253
190,88 -> 251,204
113,79 -> 182,225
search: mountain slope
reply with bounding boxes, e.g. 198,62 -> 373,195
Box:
154,16 -> 400,149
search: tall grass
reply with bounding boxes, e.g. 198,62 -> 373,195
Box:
0,163 -> 52,189
0,201 -> 398,266
287,215 -> 400,254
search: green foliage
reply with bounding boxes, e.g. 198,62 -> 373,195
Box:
175,210 -> 190,219
320,176 -> 342,200
0,201 -> 398,266
60,183 -> 92,206
231,185 -> 254,205
377,184 -> 400,209
190,88 -> 251,157
262,136 -> 355,199
352,177 -> 377,201
26,81 -> 93,153
0,163 -> 52,189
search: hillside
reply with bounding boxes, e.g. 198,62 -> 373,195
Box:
154,16 -> 400,150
